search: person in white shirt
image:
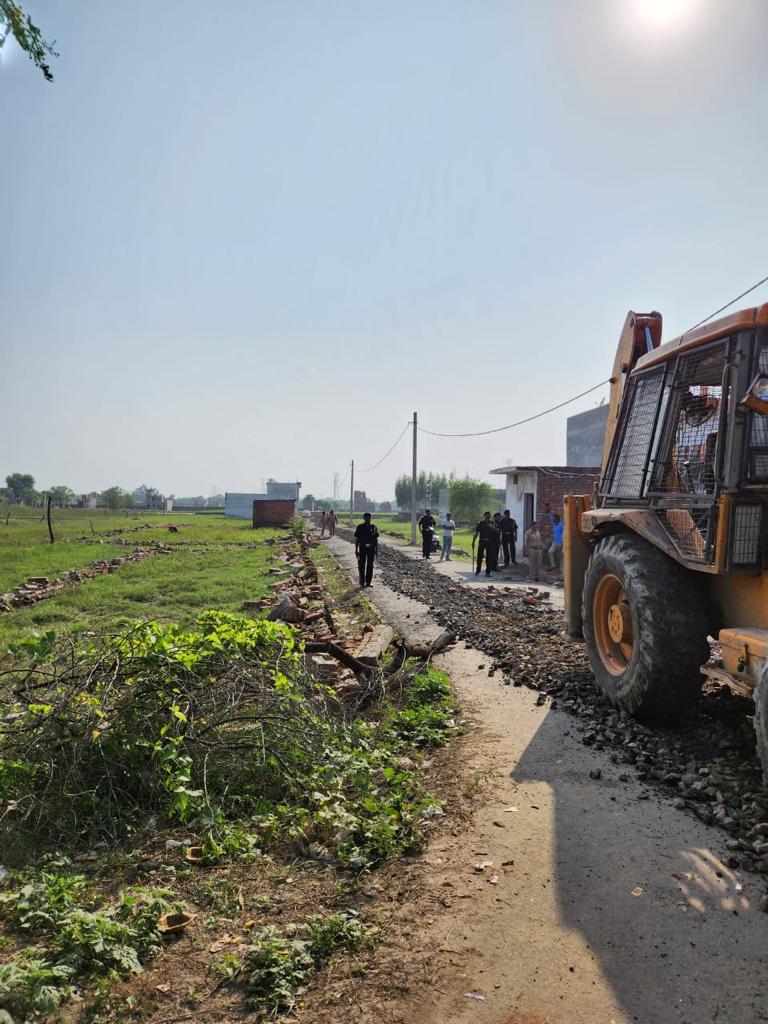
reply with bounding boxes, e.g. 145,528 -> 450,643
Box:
440,512 -> 456,561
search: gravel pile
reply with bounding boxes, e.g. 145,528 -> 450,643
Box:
337,530 -> 768,875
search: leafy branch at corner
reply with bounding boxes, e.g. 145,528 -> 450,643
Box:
0,1 -> 59,81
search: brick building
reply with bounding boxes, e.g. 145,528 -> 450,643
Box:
251,499 -> 297,527
489,465 -> 600,534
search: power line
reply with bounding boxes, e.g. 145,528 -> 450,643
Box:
684,273 -> 768,334
418,380 -> 611,438
359,421 -> 411,472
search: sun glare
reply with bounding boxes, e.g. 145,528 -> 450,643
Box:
620,0 -> 709,48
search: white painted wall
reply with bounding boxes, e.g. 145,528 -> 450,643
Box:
225,493 -> 258,519
503,471 -> 538,533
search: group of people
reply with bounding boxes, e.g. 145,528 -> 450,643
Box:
517,507 -> 564,581
471,509 -> 518,576
416,509 -> 458,561
336,503 -> 565,589
319,510 -> 337,537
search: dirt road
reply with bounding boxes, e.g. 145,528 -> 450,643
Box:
325,534 -> 768,1024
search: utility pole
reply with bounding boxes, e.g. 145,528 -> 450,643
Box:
410,411 -> 417,544
349,460 -> 354,525
333,473 -> 339,504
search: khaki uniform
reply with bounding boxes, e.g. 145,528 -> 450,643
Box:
524,526 -> 543,581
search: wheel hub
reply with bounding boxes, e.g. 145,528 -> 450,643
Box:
593,573 -> 634,676
608,602 -> 631,643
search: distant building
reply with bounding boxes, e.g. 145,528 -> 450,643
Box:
566,406 -> 609,468
131,485 -> 164,510
225,482 -> 301,520
353,490 -> 375,513
489,465 -> 600,533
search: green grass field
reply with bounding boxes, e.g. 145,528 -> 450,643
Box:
0,510 -> 282,643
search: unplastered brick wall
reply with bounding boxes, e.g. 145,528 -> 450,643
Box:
252,500 -> 295,527
535,468 -> 599,541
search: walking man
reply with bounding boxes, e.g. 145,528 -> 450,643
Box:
500,509 -> 518,566
319,510 -> 327,537
327,510 -> 337,537
354,512 -> 379,588
524,521 -> 544,582
473,511 -> 499,577
549,512 -> 564,571
418,508 -> 436,559
440,511 -> 456,561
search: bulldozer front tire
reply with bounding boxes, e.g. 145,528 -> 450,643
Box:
582,533 -> 709,722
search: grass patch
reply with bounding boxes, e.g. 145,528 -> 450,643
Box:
0,526 -> 282,644
0,869 -> 179,1019
218,912 -> 371,1016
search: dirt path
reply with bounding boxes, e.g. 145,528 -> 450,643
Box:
325,535 -> 768,1024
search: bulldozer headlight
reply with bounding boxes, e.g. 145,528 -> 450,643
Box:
741,373 -> 768,415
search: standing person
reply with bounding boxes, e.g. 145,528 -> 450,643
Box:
319,510 -> 327,537
354,512 -> 379,588
440,511 -> 456,561
541,503 -> 554,569
549,513 -> 564,571
327,510 -> 337,537
500,509 -> 518,566
524,521 -> 544,582
473,511 -> 499,577
418,508 -> 436,559
491,512 -> 503,571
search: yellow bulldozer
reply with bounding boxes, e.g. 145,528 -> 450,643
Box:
564,305 -> 768,779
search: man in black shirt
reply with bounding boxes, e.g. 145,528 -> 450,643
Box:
354,513 -> 379,587
500,509 -> 518,566
473,511 -> 499,577
418,509 -> 436,559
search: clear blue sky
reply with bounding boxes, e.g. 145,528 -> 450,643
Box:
3,0 -> 768,500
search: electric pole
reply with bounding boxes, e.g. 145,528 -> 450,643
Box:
349,460 -> 354,525
410,411 -> 417,544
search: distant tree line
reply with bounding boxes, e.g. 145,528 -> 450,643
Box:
1,474 -> 162,510
394,472 -> 451,511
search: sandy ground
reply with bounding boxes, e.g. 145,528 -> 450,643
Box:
325,534 -> 768,1024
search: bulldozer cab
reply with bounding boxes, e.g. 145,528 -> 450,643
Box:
600,314 -> 768,572
564,304 -> 768,781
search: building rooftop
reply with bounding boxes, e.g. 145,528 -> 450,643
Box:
490,465 -> 600,475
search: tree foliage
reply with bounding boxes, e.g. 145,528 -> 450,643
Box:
394,472 -> 450,512
0,1 -> 59,81
48,486 -> 75,507
101,487 -> 134,510
448,477 -> 496,525
5,472 -> 34,501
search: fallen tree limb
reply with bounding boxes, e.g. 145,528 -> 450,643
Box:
402,630 -> 456,663
303,640 -> 374,678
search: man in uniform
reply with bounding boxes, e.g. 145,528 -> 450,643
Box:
354,512 -> 379,587
500,509 -> 518,566
418,508 -> 436,559
473,511 -> 499,577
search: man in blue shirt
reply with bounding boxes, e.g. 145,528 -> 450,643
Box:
549,512 -> 564,571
